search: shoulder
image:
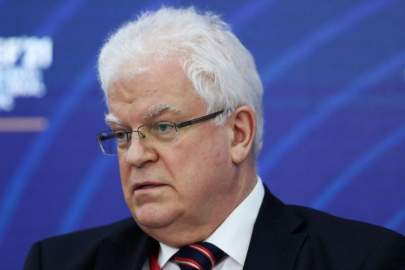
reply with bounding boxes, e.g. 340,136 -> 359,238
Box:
36,217 -> 138,248
256,189 -> 404,268
24,218 -> 142,270
259,187 -> 403,251
289,205 -> 403,241
288,205 -> 405,268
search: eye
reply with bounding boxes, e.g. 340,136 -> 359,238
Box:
113,130 -> 130,144
150,122 -> 176,135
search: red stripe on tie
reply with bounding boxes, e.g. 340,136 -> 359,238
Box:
190,244 -> 216,267
173,257 -> 203,270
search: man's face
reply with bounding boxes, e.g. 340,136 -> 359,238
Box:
107,56 -> 244,245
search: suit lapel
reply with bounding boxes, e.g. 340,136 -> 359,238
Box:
94,219 -> 158,270
244,188 -> 307,270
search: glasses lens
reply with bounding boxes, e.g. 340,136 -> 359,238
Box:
98,121 -> 181,155
98,132 -> 118,155
146,122 -> 177,142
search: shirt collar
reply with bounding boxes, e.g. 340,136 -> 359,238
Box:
158,177 -> 265,267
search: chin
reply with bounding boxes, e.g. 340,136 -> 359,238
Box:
132,205 -> 180,230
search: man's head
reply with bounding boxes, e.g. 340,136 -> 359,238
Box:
97,7 -> 263,246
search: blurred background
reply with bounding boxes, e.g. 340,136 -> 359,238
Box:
1,0 -> 404,269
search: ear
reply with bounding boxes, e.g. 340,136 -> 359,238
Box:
228,106 -> 256,164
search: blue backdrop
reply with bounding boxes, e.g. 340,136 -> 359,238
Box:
1,1 -> 404,269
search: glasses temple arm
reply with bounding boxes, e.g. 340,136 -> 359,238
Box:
176,110 -> 224,128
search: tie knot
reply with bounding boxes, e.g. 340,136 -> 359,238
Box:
171,242 -> 226,270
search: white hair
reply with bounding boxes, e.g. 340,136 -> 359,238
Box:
98,6 -> 264,154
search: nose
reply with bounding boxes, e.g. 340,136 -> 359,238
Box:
124,136 -> 158,168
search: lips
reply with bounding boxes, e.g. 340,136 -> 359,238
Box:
134,181 -> 166,191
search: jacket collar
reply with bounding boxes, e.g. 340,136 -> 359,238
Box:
243,187 -> 307,270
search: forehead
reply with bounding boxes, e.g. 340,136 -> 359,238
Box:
106,56 -> 206,123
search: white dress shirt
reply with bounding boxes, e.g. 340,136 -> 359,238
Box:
142,177 -> 265,270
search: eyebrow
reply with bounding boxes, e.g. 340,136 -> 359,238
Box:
104,113 -> 123,126
104,104 -> 182,126
142,104 -> 181,120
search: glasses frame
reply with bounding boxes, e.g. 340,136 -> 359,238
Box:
97,109 -> 225,155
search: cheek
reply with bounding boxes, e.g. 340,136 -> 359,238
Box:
175,127 -> 229,160
171,133 -> 231,189
118,157 -> 131,197
198,132 -> 230,167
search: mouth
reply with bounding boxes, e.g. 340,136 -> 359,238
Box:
134,182 -> 167,192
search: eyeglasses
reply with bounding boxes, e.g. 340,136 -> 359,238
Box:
97,110 -> 224,155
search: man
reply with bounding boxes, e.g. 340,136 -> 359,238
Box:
24,6 -> 404,270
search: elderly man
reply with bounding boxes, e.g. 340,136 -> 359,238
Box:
24,7 -> 404,270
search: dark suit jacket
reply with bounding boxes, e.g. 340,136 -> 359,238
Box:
24,188 -> 405,269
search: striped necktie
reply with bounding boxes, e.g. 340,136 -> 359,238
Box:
171,242 -> 226,270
